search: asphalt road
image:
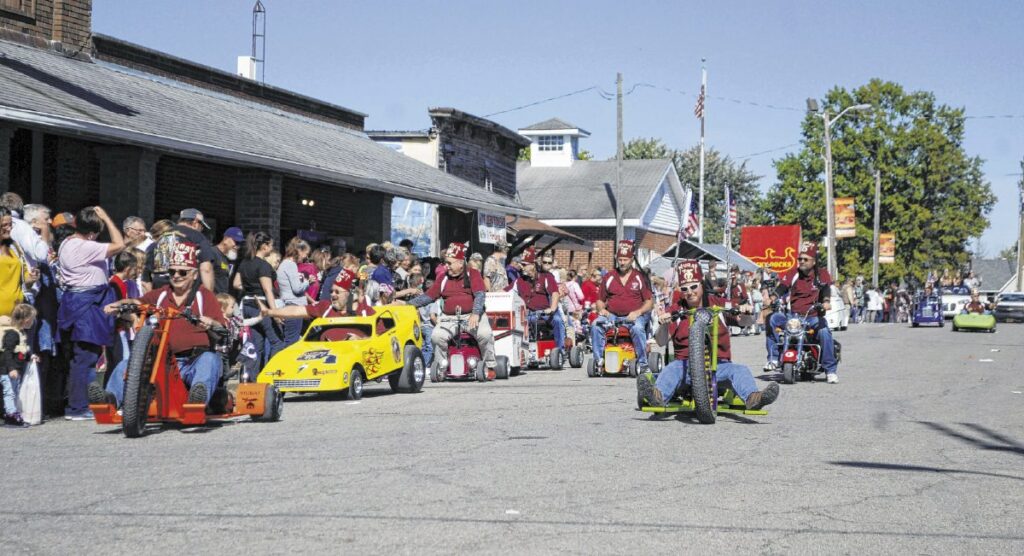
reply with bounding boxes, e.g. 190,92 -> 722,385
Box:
4,321 -> 1023,554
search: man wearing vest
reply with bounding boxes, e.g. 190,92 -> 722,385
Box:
511,247 -> 565,355
765,241 -> 839,383
637,260 -> 779,409
591,240 -> 654,371
408,242 -> 495,377
95,242 -> 227,407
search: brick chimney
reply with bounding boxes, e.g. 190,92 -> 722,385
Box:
0,0 -> 93,55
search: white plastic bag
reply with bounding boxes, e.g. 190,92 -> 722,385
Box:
17,360 -> 41,425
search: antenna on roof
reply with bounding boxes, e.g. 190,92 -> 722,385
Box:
252,0 -> 266,83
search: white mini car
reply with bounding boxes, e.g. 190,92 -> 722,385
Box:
941,286 -> 971,319
486,291 -> 526,376
825,285 -> 850,331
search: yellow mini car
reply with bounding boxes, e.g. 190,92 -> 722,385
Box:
258,306 -> 426,399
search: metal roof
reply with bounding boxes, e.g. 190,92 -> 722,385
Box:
660,241 -> 761,273
516,159 -> 676,220
518,117 -> 590,135
0,39 -> 532,215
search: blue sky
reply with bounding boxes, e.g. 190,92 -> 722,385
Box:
93,0 -> 1024,253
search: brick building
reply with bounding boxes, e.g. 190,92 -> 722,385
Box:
516,118 -> 686,271
0,1 -> 530,253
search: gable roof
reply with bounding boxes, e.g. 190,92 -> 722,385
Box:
516,159 -> 680,222
971,257 -> 1018,293
518,117 -> 589,135
0,38 -> 531,215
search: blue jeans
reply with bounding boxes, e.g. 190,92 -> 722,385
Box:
766,313 -> 838,374
591,313 -> 651,366
528,310 -> 565,350
243,302 -> 286,368
420,323 -> 434,365
282,314 -> 304,347
106,351 -> 223,406
654,359 -> 757,402
1,373 -> 20,415
66,341 -> 101,415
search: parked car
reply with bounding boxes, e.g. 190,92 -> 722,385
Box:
941,286 -> 971,319
993,292 -> 1024,323
825,285 -> 850,331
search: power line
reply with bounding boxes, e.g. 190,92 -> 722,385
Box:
964,114 -> 1024,120
482,86 -> 609,117
736,142 -> 802,160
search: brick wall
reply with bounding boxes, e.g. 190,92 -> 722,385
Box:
543,226 -> 616,274
636,229 -> 675,255
50,134 -> 99,211
0,0 -> 91,54
280,177 -> 390,251
154,155 -> 237,235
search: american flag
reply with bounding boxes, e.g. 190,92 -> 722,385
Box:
694,84 -> 705,119
728,194 -> 738,229
680,192 -> 700,240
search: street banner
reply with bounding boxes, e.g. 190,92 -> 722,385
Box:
879,233 -> 896,264
477,210 -> 506,245
835,197 -> 856,238
740,225 -> 802,275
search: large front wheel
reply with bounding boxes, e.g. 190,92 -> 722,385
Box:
122,325 -> 156,438
688,310 -> 716,424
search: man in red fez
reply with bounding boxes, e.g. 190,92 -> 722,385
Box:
97,241 -> 227,407
591,240 -> 654,371
407,242 -> 495,377
765,241 -> 839,383
637,260 -> 779,409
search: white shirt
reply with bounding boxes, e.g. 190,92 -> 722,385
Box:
11,217 -> 49,267
866,290 -> 883,311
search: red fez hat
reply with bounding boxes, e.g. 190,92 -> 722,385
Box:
616,240 -> 635,259
520,246 -> 537,264
168,241 -> 199,269
334,268 -> 357,290
677,259 -> 703,284
445,242 -> 468,261
799,241 -> 818,259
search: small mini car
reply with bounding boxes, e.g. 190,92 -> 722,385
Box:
258,306 -> 426,399
911,294 -> 944,327
951,312 -> 996,333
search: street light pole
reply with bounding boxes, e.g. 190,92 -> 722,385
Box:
822,110 -> 836,278
816,103 -> 872,279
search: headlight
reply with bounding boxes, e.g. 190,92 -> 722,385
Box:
467,356 -> 480,369
147,315 -> 159,326
785,318 -> 803,335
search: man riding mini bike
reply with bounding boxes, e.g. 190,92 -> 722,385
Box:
637,260 -> 779,423
91,241 -> 282,437
590,240 -> 654,374
764,241 -> 840,384
511,247 -> 567,369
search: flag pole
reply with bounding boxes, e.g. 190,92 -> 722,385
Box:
723,183 -> 730,248
697,58 -> 707,244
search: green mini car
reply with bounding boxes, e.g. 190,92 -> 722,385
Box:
951,312 -> 996,333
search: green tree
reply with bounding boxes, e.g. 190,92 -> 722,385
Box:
517,146 -> 531,161
762,79 -> 996,282
622,138 -> 761,247
577,149 -> 593,161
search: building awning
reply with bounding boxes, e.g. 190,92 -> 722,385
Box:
0,38 -> 533,216
660,241 -> 761,273
506,216 -> 593,255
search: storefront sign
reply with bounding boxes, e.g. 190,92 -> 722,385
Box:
477,211 -> 506,245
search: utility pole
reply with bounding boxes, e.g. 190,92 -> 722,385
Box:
615,72 -> 624,245
822,109 -> 837,278
872,167 -> 881,289
1017,178 -> 1023,291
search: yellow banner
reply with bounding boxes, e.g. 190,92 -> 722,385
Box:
835,197 -> 856,239
879,233 -> 895,264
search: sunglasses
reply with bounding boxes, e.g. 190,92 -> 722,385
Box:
169,269 -> 192,277
541,260 -> 554,265
797,257 -> 813,262
681,283 -> 700,292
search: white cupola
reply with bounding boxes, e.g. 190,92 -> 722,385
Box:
517,118 -> 590,168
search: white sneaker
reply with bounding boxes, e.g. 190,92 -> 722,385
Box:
826,373 -> 838,384
764,361 -> 778,372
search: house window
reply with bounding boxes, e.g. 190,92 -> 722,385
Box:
0,0 -> 35,18
537,135 -> 564,152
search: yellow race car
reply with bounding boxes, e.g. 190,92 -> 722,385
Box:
257,306 -> 426,399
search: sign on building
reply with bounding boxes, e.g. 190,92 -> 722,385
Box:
477,211 -> 506,245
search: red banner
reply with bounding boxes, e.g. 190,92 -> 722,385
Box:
740,225 -> 802,275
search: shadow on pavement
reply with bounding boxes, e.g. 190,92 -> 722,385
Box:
918,421 -> 1024,456
830,460 -> 1023,481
